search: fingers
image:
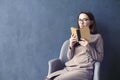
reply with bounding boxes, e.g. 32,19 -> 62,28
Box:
71,34 -> 77,38
70,35 -> 89,47
69,34 -> 77,47
80,38 -> 86,41
70,34 -> 77,41
70,37 -> 77,43
79,38 -> 88,46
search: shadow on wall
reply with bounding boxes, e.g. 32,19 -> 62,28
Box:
97,22 -> 120,80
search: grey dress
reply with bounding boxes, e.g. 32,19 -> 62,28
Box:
47,34 -> 104,80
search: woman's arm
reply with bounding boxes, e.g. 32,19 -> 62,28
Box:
67,34 -> 77,60
87,34 -> 104,62
67,46 -> 75,60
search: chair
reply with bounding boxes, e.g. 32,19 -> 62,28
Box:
48,40 -> 100,80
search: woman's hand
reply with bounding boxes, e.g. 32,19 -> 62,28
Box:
69,34 -> 77,48
79,38 -> 88,47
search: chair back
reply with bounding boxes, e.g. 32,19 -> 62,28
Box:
59,40 -> 69,63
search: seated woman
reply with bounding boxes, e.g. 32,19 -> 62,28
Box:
45,11 -> 104,80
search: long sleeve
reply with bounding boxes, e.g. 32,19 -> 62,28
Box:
67,46 -> 75,60
88,34 -> 104,62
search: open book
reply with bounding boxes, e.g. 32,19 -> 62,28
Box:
70,27 -> 91,41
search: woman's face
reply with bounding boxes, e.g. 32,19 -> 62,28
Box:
78,13 -> 93,28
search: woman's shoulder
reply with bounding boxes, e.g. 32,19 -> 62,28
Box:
91,33 -> 102,38
90,33 -> 103,42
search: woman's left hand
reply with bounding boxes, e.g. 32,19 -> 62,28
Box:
79,38 -> 88,46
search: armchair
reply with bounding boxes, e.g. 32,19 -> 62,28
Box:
48,40 -> 100,80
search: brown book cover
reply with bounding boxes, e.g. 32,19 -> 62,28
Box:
70,27 -> 91,41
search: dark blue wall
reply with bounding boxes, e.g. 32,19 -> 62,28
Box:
0,0 -> 120,80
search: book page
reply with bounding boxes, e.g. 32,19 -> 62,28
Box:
80,27 -> 91,41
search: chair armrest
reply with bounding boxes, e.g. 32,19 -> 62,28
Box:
93,62 -> 100,80
48,58 -> 64,75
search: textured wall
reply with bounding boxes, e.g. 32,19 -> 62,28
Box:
0,0 -> 120,80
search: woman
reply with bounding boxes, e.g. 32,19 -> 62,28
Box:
45,11 -> 104,80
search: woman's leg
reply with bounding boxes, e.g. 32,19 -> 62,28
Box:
54,70 -> 92,80
46,69 -> 67,79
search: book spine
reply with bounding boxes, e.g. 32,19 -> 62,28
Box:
76,30 -> 81,41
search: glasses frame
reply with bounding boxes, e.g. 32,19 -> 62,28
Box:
78,18 -> 90,22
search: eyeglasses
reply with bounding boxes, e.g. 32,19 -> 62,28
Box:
78,18 -> 90,22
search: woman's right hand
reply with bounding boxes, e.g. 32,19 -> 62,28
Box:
69,34 -> 77,48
